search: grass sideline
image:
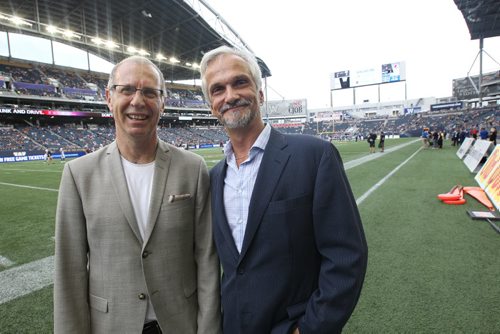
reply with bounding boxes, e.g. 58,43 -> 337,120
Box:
0,138 -> 499,333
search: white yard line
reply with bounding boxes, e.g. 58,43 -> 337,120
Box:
0,256 -> 54,304
344,139 -> 419,170
0,256 -> 15,267
356,147 -> 423,205
0,182 -> 58,192
0,168 -> 61,173
0,140 -> 420,304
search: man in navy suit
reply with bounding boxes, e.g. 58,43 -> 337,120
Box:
200,46 -> 368,334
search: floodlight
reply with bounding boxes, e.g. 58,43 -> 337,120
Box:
46,25 -> 58,34
105,40 -> 118,49
91,37 -> 103,45
10,16 -> 32,27
63,29 -> 80,39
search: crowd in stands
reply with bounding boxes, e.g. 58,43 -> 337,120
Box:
1,105 -> 496,156
0,59 -> 210,108
0,120 -> 228,154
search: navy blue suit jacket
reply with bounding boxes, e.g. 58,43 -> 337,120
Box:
211,128 -> 368,334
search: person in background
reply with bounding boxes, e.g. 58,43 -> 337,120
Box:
421,128 -> 430,148
200,45 -> 367,334
479,127 -> 489,140
438,131 -> 444,149
451,128 -> 459,146
470,126 -> 478,139
459,128 -> 468,146
489,127 -> 497,146
378,131 -> 385,152
54,56 -> 221,334
368,131 -> 377,153
59,147 -> 65,162
45,148 -> 53,164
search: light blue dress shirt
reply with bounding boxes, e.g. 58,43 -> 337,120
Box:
223,124 -> 271,253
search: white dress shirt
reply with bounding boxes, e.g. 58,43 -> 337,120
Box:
223,124 -> 271,253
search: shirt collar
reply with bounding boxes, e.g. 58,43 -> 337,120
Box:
224,123 -> 271,160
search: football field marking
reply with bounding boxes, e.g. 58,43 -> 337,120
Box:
0,256 -> 15,268
0,168 -> 61,173
0,182 -> 58,192
344,139 -> 419,170
0,140 -> 419,305
356,147 -> 423,205
0,256 -> 54,304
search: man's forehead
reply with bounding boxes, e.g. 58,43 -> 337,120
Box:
116,62 -> 159,80
207,54 -> 252,82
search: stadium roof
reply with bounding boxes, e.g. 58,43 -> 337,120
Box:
454,0 -> 500,40
0,0 -> 271,80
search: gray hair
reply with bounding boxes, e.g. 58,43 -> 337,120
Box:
199,46 -> 262,103
107,55 -> 166,94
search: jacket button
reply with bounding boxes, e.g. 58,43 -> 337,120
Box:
237,268 -> 244,275
138,293 -> 146,300
142,251 -> 149,258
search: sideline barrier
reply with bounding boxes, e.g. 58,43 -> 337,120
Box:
456,138 -> 474,159
463,140 -> 493,172
475,145 -> 500,211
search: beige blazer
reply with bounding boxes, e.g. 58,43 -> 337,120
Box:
54,140 -> 221,334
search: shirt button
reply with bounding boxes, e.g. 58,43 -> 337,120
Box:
142,251 -> 149,258
138,293 -> 146,300
238,219 -> 243,224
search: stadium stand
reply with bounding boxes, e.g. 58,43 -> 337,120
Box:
1,104 -> 497,157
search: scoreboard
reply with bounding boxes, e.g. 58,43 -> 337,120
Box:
330,61 -> 406,90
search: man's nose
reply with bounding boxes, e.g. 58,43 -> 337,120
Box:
224,86 -> 239,103
130,89 -> 146,106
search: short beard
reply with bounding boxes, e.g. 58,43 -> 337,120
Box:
218,99 -> 258,129
220,108 -> 257,129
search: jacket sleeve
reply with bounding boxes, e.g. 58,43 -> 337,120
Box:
298,143 -> 368,334
194,159 -> 222,334
54,163 -> 91,334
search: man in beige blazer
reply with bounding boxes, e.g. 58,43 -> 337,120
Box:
54,56 -> 221,333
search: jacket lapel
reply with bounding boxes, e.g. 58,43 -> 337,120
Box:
213,161 -> 240,262
107,142 -> 143,243
238,129 -> 289,262
144,140 -> 170,243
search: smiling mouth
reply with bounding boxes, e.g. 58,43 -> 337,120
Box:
220,104 -> 248,115
127,114 -> 147,120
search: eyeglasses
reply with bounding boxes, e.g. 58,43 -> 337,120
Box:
111,85 -> 163,99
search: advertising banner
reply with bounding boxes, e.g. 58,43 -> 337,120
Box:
463,140 -> 493,172
452,71 -> 500,100
456,138 -> 474,159
262,99 -> 307,118
475,145 -> 500,211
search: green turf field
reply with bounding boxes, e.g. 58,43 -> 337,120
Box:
0,138 -> 498,333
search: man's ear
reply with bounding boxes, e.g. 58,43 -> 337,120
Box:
259,90 -> 264,105
105,88 -> 113,113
